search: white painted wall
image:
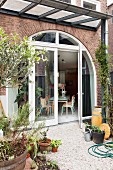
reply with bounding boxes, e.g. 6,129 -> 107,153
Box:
7,88 -> 18,118
107,0 -> 113,6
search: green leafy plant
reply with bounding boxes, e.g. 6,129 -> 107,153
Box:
14,80 -> 28,104
12,102 -> 31,129
26,122 -> 44,158
40,128 -> 49,143
0,103 -> 45,161
0,28 -> 47,167
47,160 -> 58,169
0,27 -> 45,88
95,41 -> 112,113
91,125 -> 104,133
51,140 -> 62,148
0,116 -> 10,132
35,86 -> 43,98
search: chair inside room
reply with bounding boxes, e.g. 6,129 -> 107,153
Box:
61,95 -> 75,115
40,97 -> 52,115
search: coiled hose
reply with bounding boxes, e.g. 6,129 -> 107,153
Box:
88,142 -> 113,158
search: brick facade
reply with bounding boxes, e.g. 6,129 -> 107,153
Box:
0,0 -> 108,105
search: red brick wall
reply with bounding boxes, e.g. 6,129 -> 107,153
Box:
0,7 -> 107,105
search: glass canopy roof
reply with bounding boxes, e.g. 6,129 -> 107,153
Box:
0,0 -> 112,31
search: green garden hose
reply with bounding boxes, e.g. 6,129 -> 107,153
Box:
88,142 -> 113,158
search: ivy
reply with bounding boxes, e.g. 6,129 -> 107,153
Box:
95,41 -> 112,108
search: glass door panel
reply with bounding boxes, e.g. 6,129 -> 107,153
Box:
35,51 -> 55,121
33,48 -> 58,126
82,55 -> 91,117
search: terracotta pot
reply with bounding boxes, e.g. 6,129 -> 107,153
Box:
52,147 -> 58,152
0,150 -> 27,170
38,139 -> 51,152
26,153 -> 30,159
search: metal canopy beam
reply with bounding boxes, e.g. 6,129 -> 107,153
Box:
72,17 -> 99,25
0,0 -> 113,32
38,8 -> 60,19
24,0 -> 112,19
0,0 -> 7,7
56,13 -> 82,22
19,2 -> 37,14
0,8 -> 97,31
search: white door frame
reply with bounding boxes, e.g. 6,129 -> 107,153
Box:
29,30 -> 96,127
29,46 -> 58,126
78,44 -> 83,128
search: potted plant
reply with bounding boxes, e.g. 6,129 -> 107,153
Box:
85,122 -> 92,132
51,139 -> 62,152
38,128 -> 51,152
84,122 -> 92,142
0,115 -> 10,136
92,125 -> 105,144
0,27 -> 46,170
0,103 -> 30,170
0,102 -> 45,170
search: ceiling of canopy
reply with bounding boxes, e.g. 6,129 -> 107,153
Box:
0,0 -> 112,31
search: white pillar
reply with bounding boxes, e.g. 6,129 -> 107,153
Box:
54,49 -> 58,124
29,64 -> 35,123
78,44 -> 82,128
105,19 -> 108,47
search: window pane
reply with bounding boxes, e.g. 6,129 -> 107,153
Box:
57,0 -> 71,3
35,51 -> 55,121
83,1 -> 96,10
32,32 -> 56,43
82,56 -> 89,75
59,33 -> 78,45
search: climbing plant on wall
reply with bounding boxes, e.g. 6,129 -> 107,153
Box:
95,41 -> 112,112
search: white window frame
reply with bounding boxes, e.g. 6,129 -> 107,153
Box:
58,0 -> 76,5
29,30 -> 97,127
81,0 -> 100,12
112,10 -> 113,24
71,0 -> 76,5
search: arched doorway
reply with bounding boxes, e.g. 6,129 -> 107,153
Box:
29,31 -> 96,127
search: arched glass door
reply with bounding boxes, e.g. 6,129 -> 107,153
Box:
29,31 -> 96,127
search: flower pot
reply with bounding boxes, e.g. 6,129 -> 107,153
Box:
26,153 -> 30,159
92,131 -> 105,144
52,147 -> 58,152
38,139 -> 51,152
92,106 -> 102,126
0,150 -> 27,170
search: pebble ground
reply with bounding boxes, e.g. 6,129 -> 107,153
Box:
47,122 -> 113,170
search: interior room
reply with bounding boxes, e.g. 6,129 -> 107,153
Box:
36,50 -> 78,123
58,50 -> 78,123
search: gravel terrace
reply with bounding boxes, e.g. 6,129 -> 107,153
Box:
47,122 -> 113,170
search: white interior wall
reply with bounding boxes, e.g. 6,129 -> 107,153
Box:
8,88 -> 18,118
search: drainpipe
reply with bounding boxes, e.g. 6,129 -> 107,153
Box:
101,19 -> 106,123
